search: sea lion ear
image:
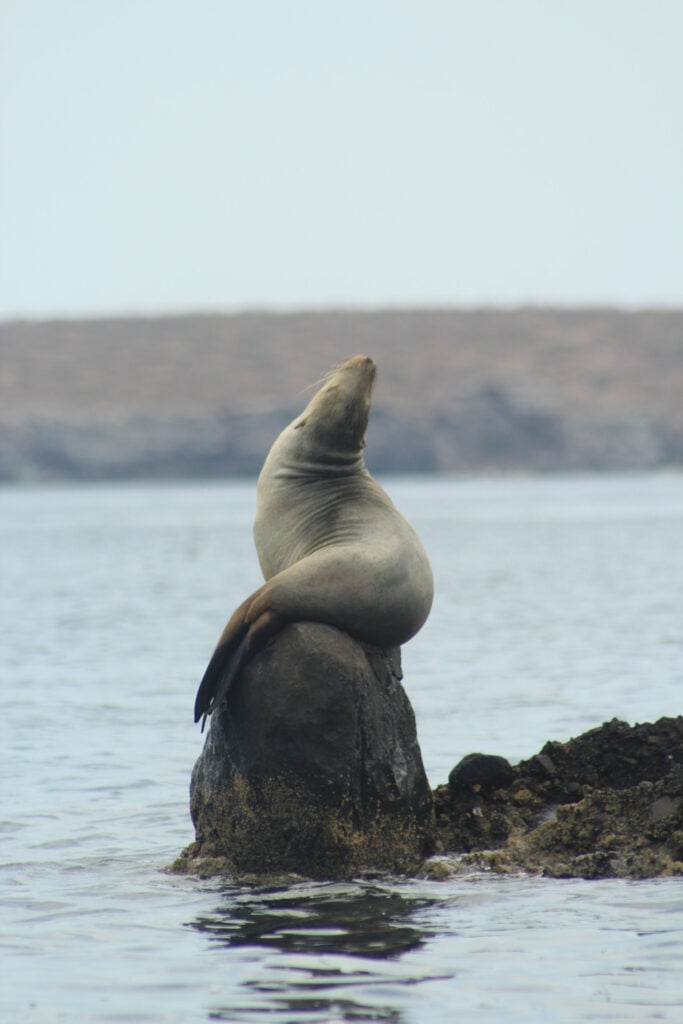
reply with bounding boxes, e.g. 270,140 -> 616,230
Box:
294,418 -> 307,430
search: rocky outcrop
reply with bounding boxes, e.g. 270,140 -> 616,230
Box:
173,623 -> 435,879
430,717 -> 683,879
171,623 -> 682,882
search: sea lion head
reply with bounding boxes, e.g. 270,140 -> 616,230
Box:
295,355 -> 376,460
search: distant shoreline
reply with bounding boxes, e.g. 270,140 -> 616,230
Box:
2,308 -> 682,481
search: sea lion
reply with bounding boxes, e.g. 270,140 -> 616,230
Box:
193,354 -> 433,726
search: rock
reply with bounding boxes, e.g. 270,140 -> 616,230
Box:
520,717 -> 683,794
175,622 -> 434,878
448,753 -> 515,793
434,716 -> 683,879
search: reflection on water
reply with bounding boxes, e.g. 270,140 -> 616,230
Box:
191,881 -> 432,956
189,880 -> 447,1022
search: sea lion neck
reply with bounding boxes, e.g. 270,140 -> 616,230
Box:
273,447 -> 368,481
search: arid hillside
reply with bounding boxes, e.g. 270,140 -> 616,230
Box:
1,308 -> 681,479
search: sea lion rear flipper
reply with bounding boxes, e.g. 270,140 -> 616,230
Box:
193,590 -> 283,728
194,633 -> 249,730
193,593 -> 252,726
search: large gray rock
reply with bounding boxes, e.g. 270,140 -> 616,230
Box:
179,622 -> 434,878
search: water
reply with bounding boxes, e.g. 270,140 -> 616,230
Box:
1,473 -> 683,1023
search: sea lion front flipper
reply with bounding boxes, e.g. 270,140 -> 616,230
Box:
193,589 -> 284,728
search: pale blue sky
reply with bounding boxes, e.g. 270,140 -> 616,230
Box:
1,1 -> 681,319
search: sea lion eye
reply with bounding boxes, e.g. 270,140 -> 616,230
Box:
294,418 -> 307,430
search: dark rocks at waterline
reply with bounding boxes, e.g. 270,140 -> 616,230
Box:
171,620 -> 682,882
432,716 -> 683,880
173,623 -> 435,879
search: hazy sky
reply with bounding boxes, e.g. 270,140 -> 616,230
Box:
1,1 -> 681,319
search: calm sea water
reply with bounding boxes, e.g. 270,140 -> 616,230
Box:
1,473 -> 683,1023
